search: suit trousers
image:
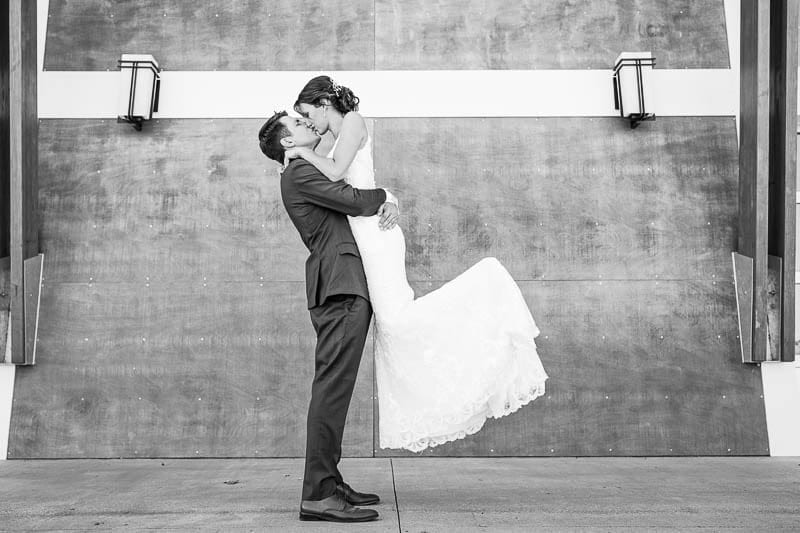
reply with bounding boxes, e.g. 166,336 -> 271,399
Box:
302,294 -> 372,501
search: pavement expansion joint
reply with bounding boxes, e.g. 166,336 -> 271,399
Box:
390,458 -> 402,532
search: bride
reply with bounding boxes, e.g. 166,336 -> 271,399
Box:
286,76 -> 548,453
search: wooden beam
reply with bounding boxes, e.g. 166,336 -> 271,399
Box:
0,257 -> 9,363
773,0 -> 798,362
767,255 -> 782,360
739,0 -> 771,362
0,0 -> 9,260
19,0 -> 37,262
9,0 -> 23,365
9,0 -> 38,364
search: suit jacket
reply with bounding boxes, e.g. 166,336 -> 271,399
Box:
280,159 -> 387,309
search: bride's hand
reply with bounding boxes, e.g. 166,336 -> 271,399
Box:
283,147 -> 308,167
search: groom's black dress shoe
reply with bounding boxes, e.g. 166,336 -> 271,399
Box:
299,492 -> 379,522
336,481 -> 381,506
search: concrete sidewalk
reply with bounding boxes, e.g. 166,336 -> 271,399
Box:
0,457 -> 798,531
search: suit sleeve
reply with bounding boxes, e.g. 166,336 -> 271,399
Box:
292,161 -> 387,216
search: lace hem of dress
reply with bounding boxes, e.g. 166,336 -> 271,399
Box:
379,378 -> 547,453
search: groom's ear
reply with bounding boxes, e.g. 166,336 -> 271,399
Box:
280,136 -> 295,148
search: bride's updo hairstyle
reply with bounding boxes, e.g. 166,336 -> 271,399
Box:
294,75 -> 360,115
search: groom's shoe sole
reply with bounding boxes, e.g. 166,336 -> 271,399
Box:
298,511 -> 378,522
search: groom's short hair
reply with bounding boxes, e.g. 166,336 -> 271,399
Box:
258,111 -> 290,164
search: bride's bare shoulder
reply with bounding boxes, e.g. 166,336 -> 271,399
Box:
342,111 -> 367,133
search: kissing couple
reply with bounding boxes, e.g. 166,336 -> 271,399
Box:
258,76 -> 548,523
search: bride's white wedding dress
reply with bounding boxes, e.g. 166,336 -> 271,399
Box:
335,134 -> 548,453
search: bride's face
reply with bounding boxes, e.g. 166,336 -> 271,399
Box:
296,103 -> 329,135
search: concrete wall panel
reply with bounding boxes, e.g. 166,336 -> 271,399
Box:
43,0 -> 727,71
44,0 -> 375,71
11,116 -> 762,457
376,0 -> 730,70
9,281 -> 375,457
377,280 -> 767,456
37,119 -> 304,283
375,117 -> 738,283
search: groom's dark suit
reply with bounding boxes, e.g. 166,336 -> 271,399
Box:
280,158 -> 387,502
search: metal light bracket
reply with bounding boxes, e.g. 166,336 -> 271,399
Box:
117,57 -> 161,131
613,55 -> 656,129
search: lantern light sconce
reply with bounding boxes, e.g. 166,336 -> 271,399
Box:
613,52 -> 656,129
117,54 -> 161,131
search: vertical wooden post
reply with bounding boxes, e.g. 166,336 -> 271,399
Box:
8,0 -> 37,364
739,0 -> 771,362
738,0 -> 797,363
0,0 -> 9,262
771,0 -> 798,362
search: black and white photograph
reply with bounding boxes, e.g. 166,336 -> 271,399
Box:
0,0 -> 799,531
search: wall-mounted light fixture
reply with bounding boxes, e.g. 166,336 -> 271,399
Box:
613,52 -> 655,129
117,54 -> 161,131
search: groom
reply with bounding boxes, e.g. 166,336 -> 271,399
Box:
258,111 -> 398,523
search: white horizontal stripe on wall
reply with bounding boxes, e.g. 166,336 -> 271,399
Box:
39,69 -> 737,119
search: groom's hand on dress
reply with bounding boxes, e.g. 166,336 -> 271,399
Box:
378,202 -> 398,230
